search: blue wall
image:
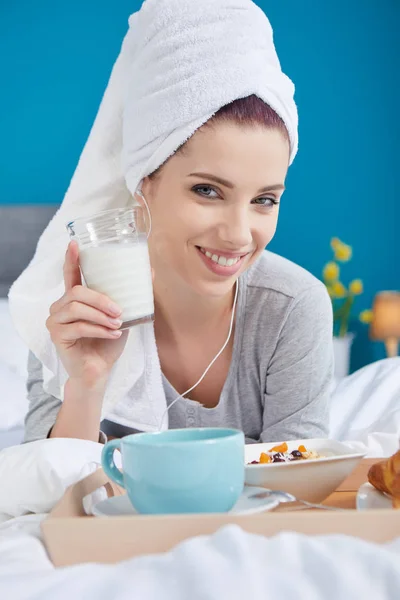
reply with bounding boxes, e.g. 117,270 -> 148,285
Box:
1,0 -> 399,371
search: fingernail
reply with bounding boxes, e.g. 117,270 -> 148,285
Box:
108,304 -> 122,316
110,330 -> 122,337
108,318 -> 122,327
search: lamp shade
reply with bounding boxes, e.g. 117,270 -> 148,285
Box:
370,291 -> 400,341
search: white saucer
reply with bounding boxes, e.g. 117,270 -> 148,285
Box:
92,486 -> 279,517
356,483 -> 393,510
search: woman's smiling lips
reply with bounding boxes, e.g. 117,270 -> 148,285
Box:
195,245 -> 250,276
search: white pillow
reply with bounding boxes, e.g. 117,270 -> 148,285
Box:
329,357 -> 400,455
0,438 -> 114,518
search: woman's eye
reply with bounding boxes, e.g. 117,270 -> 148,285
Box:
252,196 -> 278,207
192,185 -> 219,198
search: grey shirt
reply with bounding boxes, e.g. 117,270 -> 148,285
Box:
23,250 -> 333,444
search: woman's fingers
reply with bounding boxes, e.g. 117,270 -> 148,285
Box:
54,302 -> 122,329
49,321 -> 122,344
50,285 -> 122,319
49,243 -> 124,345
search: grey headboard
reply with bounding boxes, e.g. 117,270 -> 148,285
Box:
0,205 -> 58,297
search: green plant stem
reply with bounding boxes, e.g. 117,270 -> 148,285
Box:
338,295 -> 353,337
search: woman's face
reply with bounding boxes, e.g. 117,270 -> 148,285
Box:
140,121 -> 290,298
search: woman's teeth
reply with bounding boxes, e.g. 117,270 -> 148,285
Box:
199,247 -> 241,267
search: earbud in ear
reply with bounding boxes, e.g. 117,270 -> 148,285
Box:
135,188 -> 152,238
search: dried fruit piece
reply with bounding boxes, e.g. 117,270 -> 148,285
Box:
291,450 -> 303,459
259,452 -> 272,464
272,453 -> 285,462
269,442 -> 288,453
298,444 -> 307,453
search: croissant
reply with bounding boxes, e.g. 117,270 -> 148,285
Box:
368,449 -> 400,509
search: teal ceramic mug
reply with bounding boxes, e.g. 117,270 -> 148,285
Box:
101,428 -> 245,514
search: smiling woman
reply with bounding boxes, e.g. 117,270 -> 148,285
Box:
10,0 -> 333,445
129,104 -> 333,426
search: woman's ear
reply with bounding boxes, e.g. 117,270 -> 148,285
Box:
140,176 -> 153,201
134,177 -> 153,237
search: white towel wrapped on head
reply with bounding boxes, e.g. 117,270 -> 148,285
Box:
8,0 -> 298,432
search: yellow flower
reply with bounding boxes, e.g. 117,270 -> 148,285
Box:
330,237 -> 341,251
359,309 -> 373,324
334,241 -> 352,262
349,279 -> 363,295
331,281 -> 347,298
323,261 -> 339,282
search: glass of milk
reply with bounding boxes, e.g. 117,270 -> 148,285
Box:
66,207 -> 154,329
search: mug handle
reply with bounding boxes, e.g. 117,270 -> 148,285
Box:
101,439 -> 125,489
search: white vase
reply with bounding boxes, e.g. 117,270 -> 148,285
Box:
332,334 -> 354,380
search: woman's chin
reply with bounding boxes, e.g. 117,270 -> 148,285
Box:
185,274 -> 238,299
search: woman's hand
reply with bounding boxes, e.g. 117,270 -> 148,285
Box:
46,241 -> 128,388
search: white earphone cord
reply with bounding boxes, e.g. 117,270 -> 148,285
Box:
136,189 -> 239,432
136,189 -> 152,238
158,278 -> 239,431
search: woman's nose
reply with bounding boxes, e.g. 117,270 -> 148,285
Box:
218,206 -> 253,249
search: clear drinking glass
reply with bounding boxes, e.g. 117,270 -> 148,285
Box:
66,207 -> 154,329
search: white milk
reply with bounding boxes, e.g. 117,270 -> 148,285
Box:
80,242 -> 154,325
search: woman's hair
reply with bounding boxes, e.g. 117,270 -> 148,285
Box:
148,94 -> 289,179
210,94 -> 289,141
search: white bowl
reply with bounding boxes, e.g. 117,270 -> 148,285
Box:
245,438 -> 366,503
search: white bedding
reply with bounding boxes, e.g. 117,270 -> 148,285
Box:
0,517 -> 400,599
330,356 -> 400,456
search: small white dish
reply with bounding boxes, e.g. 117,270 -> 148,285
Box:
356,482 -> 393,510
245,438 -> 366,504
92,485 -> 279,517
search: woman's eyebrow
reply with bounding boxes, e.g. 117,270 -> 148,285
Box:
188,172 -> 285,193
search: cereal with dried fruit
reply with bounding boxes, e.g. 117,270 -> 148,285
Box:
248,442 -> 324,464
